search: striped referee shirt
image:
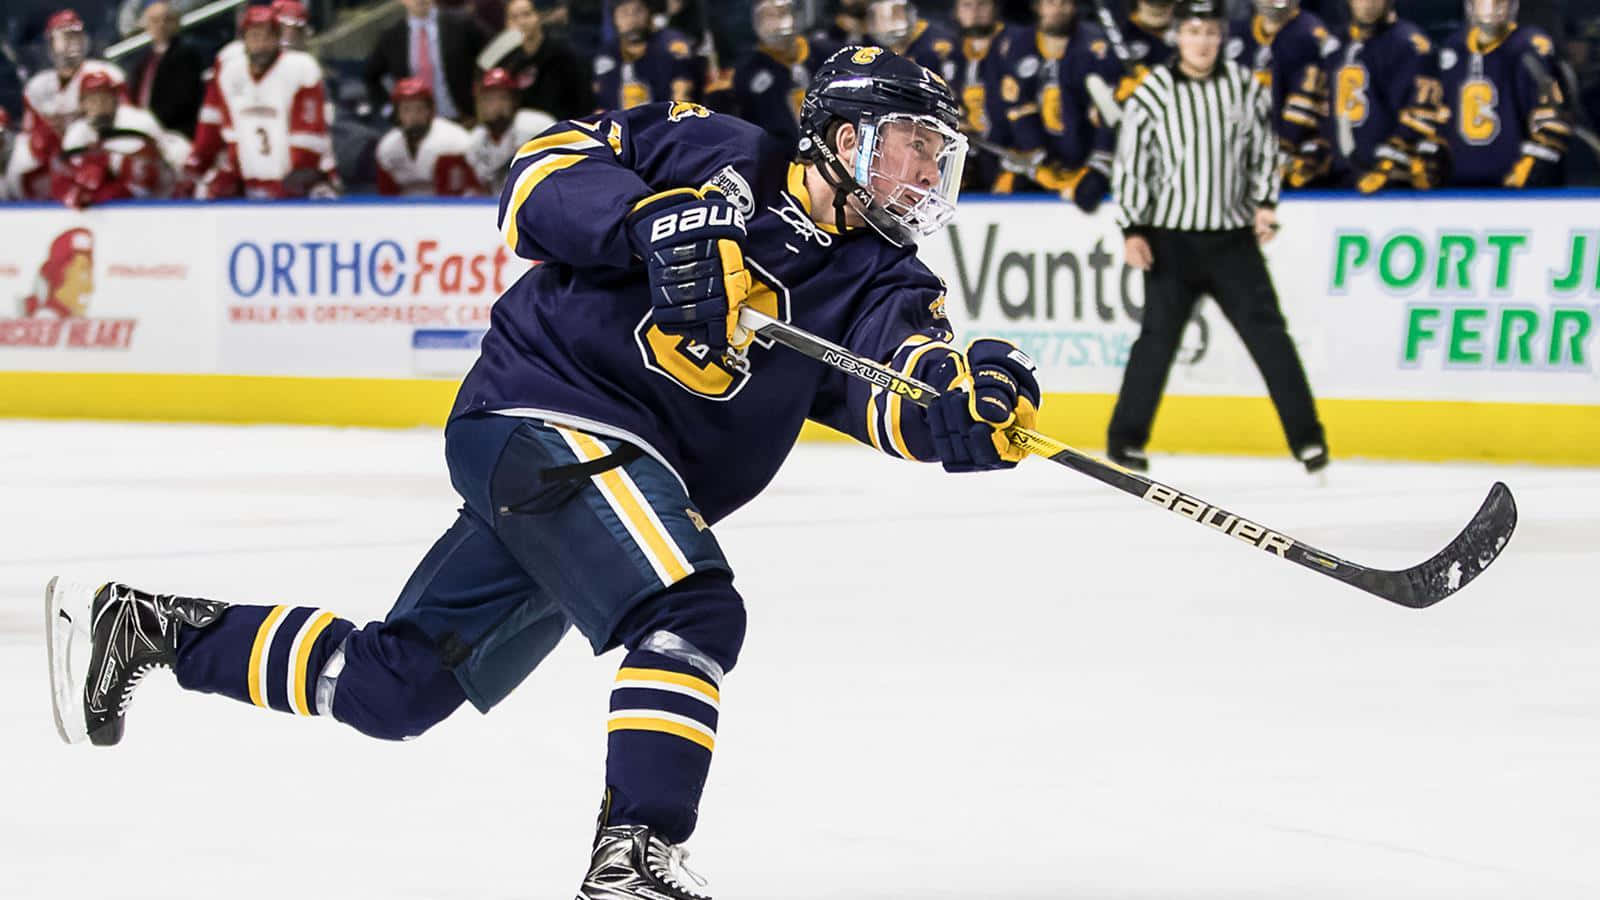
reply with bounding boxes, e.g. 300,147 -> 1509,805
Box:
1114,59 -> 1281,233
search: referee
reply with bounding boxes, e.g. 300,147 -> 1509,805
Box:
1107,0 -> 1327,475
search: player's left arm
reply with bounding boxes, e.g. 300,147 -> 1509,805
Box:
1505,30 -> 1573,188
810,279 -> 1041,472
286,75 -> 331,174
1281,28 -> 1338,187
1357,31 -> 1444,192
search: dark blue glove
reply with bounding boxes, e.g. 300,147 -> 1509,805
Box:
925,339 -> 1042,473
1071,167 -> 1110,213
626,187 -> 752,354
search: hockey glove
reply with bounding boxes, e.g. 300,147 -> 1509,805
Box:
925,339 -> 1042,474
627,187 -> 753,355
1284,139 -> 1332,189
1354,140 -> 1411,194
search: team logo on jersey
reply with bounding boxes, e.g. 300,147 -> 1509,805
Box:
706,165 -> 755,216
667,101 -> 711,122
928,295 -> 947,321
1439,48 -> 1458,70
850,46 -> 884,65
685,508 -> 709,532
1225,37 -> 1245,60
594,55 -> 617,75
1017,55 -> 1040,79
749,68 -> 775,94
635,259 -> 789,401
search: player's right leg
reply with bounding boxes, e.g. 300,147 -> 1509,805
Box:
1108,230 -> 1200,470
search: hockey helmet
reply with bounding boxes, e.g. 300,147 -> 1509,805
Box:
46,10 -> 88,72
799,46 -> 966,246
272,0 -> 309,28
393,76 -> 435,105
477,67 -> 517,94
79,71 -> 119,95
240,4 -> 282,34
1176,0 -> 1226,21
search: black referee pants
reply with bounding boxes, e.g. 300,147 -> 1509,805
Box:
1108,227 -> 1325,455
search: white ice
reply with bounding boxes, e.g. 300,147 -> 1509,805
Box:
2,420 -> 1598,899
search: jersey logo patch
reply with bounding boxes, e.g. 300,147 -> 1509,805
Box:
850,46 -> 884,64
667,101 -> 711,122
594,55 -> 617,75
706,165 -> 755,216
1017,55 -> 1040,79
1439,48 -> 1458,70
749,68 -> 774,94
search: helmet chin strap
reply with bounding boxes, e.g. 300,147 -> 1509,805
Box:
809,120 -> 912,246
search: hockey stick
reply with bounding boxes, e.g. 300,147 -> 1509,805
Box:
736,307 -> 1517,609
1519,53 -> 1600,158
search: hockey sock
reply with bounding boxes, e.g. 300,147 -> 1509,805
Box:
604,648 -> 722,844
174,604 -> 356,716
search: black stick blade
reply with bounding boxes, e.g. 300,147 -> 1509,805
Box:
1355,482 -> 1518,609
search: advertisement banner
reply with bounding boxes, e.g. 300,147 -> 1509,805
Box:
0,207 -> 216,372
215,204 -> 527,378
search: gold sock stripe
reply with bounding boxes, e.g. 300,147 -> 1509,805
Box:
287,611 -> 337,716
246,605 -> 289,709
607,711 -> 716,752
614,666 -> 720,704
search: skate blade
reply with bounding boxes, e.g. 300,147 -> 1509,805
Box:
44,576 -> 91,745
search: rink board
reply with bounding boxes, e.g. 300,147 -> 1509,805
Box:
0,194 -> 1596,463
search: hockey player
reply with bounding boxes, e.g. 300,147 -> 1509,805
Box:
47,46 -> 1041,900
1119,0 -> 1177,70
183,5 -> 336,199
1228,0 -> 1342,187
273,0 -> 312,50
816,0 -> 872,46
377,77 -> 483,196
733,0 -> 834,148
1439,0 -> 1573,188
994,0 -> 1123,210
466,68 -> 556,192
949,0 -> 1014,190
1326,0 -> 1446,191
53,71 -> 190,208
6,11 -> 127,202
594,0 -> 703,111
866,1 -> 959,83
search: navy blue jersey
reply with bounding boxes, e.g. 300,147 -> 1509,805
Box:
1439,24 -> 1573,187
1327,17 -> 1442,174
731,35 -> 834,150
899,19 -> 960,85
455,104 -> 957,524
1227,10 -> 1342,147
949,25 -> 1013,140
996,22 -> 1123,177
593,29 -> 702,112
1119,14 -> 1174,70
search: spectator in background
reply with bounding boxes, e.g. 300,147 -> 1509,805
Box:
466,67 -> 554,190
126,1 -> 206,137
184,5 -> 336,198
593,0 -> 701,111
366,0 -> 488,122
375,76 -> 483,194
1439,0 -> 1572,187
7,10 -> 128,201
733,0 -> 831,149
54,69 -> 189,207
493,0 -> 595,118
866,1 -> 958,83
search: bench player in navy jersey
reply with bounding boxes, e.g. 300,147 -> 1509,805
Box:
1439,0 -> 1573,188
594,0 -> 702,111
733,0 -> 836,149
866,1 -> 959,83
949,0 -> 1016,191
994,0 -> 1123,211
1228,0 -> 1343,187
45,46 -> 1041,900
1118,0 -> 1177,72
1326,0 -> 1447,192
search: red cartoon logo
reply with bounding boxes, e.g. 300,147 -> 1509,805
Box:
2,228 -> 135,349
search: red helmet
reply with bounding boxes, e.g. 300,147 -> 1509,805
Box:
46,10 -> 86,36
271,0 -> 309,28
79,70 -> 118,95
240,4 -> 281,33
392,76 -> 434,105
477,67 -> 517,94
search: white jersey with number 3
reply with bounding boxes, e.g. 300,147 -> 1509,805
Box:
208,49 -> 329,194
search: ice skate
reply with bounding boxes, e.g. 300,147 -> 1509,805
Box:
45,578 -> 225,746
576,825 -> 712,900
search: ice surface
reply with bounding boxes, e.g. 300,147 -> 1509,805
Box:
2,420 -> 1598,899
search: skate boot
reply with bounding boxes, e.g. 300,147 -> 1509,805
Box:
576,825 -> 712,900
46,577 -> 226,746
